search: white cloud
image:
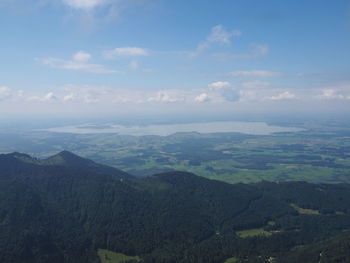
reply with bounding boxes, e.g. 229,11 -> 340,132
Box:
44,92 -> 57,101
317,89 -> 345,100
84,94 -> 100,103
27,92 -> 57,102
127,60 -> 152,72
269,91 -> 297,101
73,51 -> 91,62
191,25 -> 240,57
104,47 -> 149,59
62,84 -> 110,103
208,81 -> 231,90
147,91 -> 183,103
313,83 -> 350,100
250,43 -> 269,57
206,82 -> 240,102
63,93 -> 76,102
0,86 -> 12,101
112,95 -> 132,103
62,0 -> 115,10
194,93 -> 210,103
59,0 -> 144,30
220,89 -> 240,102
38,52 -> 122,74
17,90 -> 24,98
207,25 -> 241,45
230,70 -> 280,78
239,90 -> 258,102
242,81 -> 271,89
129,60 -> 139,70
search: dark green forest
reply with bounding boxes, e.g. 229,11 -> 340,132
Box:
1,151 -> 350,263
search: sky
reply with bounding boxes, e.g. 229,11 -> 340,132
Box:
1,0 -> 350,120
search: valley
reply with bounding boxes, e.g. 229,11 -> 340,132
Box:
1,121 -> 349,184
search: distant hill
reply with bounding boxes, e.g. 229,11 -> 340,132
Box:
1,152 -> 350,263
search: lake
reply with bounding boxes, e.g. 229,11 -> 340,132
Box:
42,121 -> 305,136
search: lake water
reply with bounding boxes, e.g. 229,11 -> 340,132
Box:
43,121 -> 305,136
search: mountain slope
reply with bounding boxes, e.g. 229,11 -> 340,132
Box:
1,152 -> 350,263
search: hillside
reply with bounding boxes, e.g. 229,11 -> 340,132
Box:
1,152 -> 350,263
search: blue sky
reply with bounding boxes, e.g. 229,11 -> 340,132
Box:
0,0 -> 350,119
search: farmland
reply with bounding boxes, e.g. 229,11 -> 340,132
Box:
1,121 -> 350,184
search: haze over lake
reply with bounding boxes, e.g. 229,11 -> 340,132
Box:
43,121 -> 304,136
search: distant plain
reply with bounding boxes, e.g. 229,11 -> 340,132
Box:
1,120 -> 349,184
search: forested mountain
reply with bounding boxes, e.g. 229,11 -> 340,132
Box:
1,151 -> 350,263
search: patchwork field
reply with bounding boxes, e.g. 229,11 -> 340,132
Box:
1,121 -> 350,184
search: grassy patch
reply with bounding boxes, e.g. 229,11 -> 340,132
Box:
236,228 -> 273,238
224,257 -> 238,263
290,204 -> 320,215
97,249 -> 142,263
336,211 -> 346,215
267,221 -> 276,226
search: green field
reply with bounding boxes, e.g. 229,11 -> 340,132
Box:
236,228 -> 273,238
224,257 -> 238,263
97,249 -> 142,263
1,121 -> 350,184
290,204 -> 320,215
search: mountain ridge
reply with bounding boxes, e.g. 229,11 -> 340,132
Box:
1,152 -> 350,263
1,150 -> 131,179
